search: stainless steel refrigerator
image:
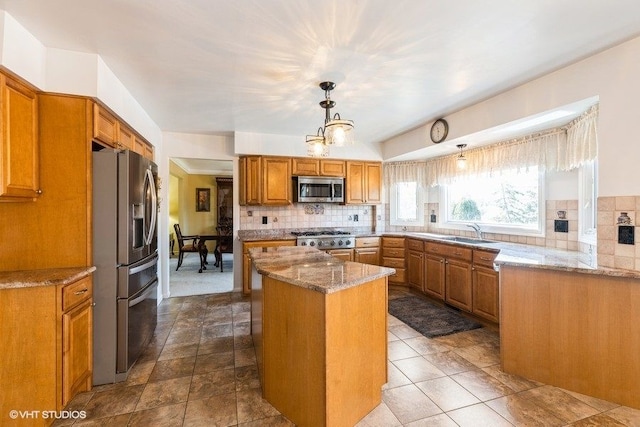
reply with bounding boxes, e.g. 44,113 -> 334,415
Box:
92,149 -> 159,385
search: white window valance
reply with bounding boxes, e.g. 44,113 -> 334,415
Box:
384,104 -> 598,188
383,161 -> 428,189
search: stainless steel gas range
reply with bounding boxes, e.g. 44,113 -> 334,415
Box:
291,230 -> 356,250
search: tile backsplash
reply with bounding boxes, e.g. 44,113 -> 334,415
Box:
239,204 -> 379,231
597,196 -> 640,271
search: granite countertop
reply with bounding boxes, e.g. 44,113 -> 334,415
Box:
239,228 -> 640,280
248,246 -> 395,294
0,266 -> 96,290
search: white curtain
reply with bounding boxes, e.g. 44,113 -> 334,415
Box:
383,161 -> 428,189
384,104 -> 599,188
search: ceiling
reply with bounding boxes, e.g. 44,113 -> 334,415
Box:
3,0 -> 640,164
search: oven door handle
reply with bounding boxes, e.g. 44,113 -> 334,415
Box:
129,279 -> 157,307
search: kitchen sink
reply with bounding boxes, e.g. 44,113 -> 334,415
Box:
441,236 -> 494,244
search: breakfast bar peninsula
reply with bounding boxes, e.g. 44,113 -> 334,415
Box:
249,246 -> 395,427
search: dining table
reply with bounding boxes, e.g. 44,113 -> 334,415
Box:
196,235 -> 222,273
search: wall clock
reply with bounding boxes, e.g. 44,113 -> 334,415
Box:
430,118 -> 449,143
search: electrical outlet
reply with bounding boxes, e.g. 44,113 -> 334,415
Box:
262,216 -> 268,224
354,214 -> 359,222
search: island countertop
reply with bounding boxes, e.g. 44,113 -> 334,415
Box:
248,246 -> 395,294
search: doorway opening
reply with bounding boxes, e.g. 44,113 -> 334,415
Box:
168,158 -> 234,296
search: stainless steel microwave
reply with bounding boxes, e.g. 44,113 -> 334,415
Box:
293,176 -> 344,203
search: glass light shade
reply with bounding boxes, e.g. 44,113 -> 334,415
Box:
306,135 -> 329,157
324,118 -> 354,147
456,155 -> 467,169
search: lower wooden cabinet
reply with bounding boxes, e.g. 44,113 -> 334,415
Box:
62,297 -> 93,406
354,237 -> 380,265
381,237 -> 405,285
242,240 -> 296,294
0,273 -> 93,426
445,257 -> 473,312
472,249 -> 500,322
327,248 -> 354,261
424,254 -> 445,300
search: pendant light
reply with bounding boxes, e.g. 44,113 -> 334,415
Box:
456,144 -> 467,169
320,81 -> 354,146
306,81 -> 354,157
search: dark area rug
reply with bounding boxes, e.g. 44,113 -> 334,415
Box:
388,296 -> 482,338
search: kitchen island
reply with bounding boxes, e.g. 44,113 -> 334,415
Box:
249,246 -> 395,427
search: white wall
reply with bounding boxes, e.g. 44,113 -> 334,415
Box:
383,36 -> 640,197
234,131 -> 383,160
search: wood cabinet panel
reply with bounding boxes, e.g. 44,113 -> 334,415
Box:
242,156 -> 262,205
0,74 -> 39,201
382,236 -> 405,285
355,236 -> 380,248
0,275 -> 93,426
292,158 -> 319,176
62,298 -> 92,406
424,253 -> 445,300
407,250 -> 424,291
407,238 -> 425,251
472,265 -> 499,323
93,103 -> 118,146
364,162 -> 381,203
118,123 -> 134,150
445,258 -> 473,311
355,247 -> 380,265
327,248 -> 354,261
320,160 -> 346,177
262,157 -> 291,205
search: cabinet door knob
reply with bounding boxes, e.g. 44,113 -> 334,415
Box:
35,189 -> 43,194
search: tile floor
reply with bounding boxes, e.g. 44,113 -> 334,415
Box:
56,288 -> 640,426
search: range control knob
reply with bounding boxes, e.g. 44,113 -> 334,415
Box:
338,240 -> 344,246
300,241 -> 307,246
317,241 -> 323,247
345,239 -> 352,246
330,240 -> 336,246
309,241 -> 315,247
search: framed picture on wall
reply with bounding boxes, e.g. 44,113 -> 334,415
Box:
196,188 -> 210,212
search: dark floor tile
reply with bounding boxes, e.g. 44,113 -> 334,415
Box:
189,368 -> 236,400
136,376 -> 191,410
148,356 -> 196,382
127,403 -> 186,427
184,392 -> 238,426
82,384 -> 144,420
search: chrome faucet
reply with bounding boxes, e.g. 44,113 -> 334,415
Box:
466,223 -> 482,239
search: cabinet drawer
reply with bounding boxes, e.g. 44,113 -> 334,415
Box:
473,249 -> 499,267
382,247 -> 405,258
382,257 -> 405,268
425,242 -> 472,261
356,237 -> 380,248
62,277 -> 93,311
406,239 -> 425,251
382,237 -> 405,248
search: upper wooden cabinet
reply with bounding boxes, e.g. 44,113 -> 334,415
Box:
345,161 -> 381,204
93,103 -> 118,147
0,74 -> 40,201
292,158 -> 346,177
93,103 -> 154,161
240,156 -> 291,206
292,158 -> 319,176
262,157 -> 291,205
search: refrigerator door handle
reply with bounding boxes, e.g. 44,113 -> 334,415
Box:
144,168 -> 158,247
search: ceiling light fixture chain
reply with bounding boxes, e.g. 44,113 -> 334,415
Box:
456,144 -> 467,169
306,81 -> 355,157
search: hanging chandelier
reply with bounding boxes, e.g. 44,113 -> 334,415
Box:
456,144 -> 467,169
306,81 -> 354,157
